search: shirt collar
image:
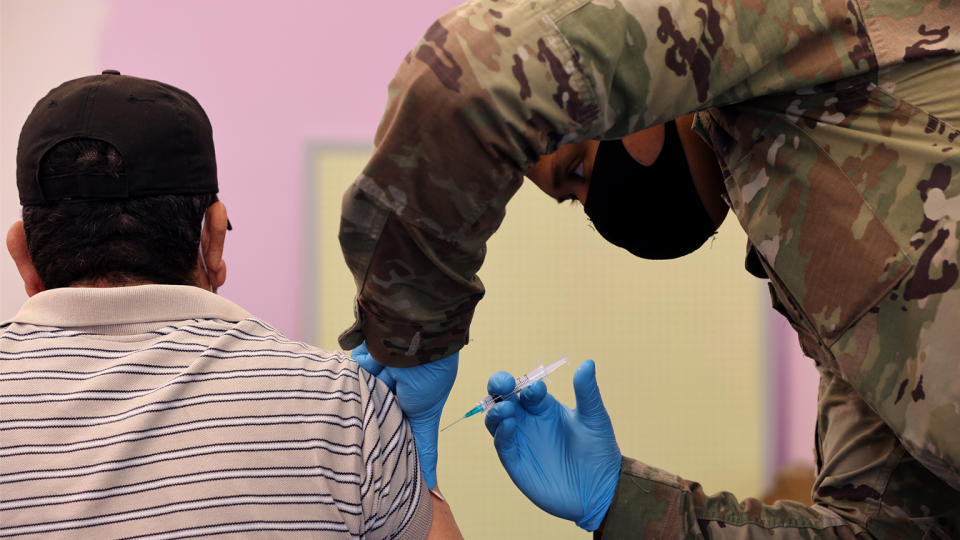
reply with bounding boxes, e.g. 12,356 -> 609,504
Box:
4,285 -> 252,328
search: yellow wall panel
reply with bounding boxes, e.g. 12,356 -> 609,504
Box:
309,147 -> 767,538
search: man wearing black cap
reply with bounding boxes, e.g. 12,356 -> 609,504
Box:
1,71 -> 459,539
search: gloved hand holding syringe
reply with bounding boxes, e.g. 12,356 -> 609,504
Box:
441,355 -> 568,432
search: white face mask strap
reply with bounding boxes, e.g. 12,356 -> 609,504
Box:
199,213 -> 214,293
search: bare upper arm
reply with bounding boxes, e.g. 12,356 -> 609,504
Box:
425,486 -> 463,540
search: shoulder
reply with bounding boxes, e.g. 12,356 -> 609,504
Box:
214,316 -> 371,391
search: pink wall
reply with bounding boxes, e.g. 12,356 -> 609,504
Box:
98,0 -> 456,339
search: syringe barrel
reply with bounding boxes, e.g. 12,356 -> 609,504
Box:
477,395 -> 496,413
515,356 -> 566,391
513,370 -> 540,391
480,356 -> 568,412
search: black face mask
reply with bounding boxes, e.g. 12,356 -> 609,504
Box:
583,120 -> 717,260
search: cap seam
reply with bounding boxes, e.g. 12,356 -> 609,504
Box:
80,77 -> 102,132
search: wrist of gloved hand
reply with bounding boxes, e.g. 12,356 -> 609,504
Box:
575,466 -> 619,531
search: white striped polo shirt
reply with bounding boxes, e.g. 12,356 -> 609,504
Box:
0,285 -> 431,539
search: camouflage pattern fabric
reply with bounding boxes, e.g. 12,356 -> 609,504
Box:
604,367 -> 960,537
338,0 -> 960,534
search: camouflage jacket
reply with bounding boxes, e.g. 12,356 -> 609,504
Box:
339,0 -> 960,535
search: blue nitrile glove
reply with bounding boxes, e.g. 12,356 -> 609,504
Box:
484,359 -> 621,531
351,341 -> 458,489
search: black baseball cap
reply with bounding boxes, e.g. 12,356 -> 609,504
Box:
16,70 -> 218,205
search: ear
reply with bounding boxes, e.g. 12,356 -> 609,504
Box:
6,221 -> 45,297
199,201 -> 228,293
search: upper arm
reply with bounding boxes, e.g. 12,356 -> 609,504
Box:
425,487 -> 463,540
357,370 -> 435,538
558,0 -> 879,134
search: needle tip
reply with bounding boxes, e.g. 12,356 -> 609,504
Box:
440,415 -> 466,432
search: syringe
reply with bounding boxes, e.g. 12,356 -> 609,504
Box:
440,355 -> 568,432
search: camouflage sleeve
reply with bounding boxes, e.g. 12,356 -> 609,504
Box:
600,457 -> 857,539
337,0 -> 882,365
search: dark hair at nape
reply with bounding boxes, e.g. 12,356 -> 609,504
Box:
22,138 -> 217,289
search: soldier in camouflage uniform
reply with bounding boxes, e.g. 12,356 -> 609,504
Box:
338,0 -> 960,535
